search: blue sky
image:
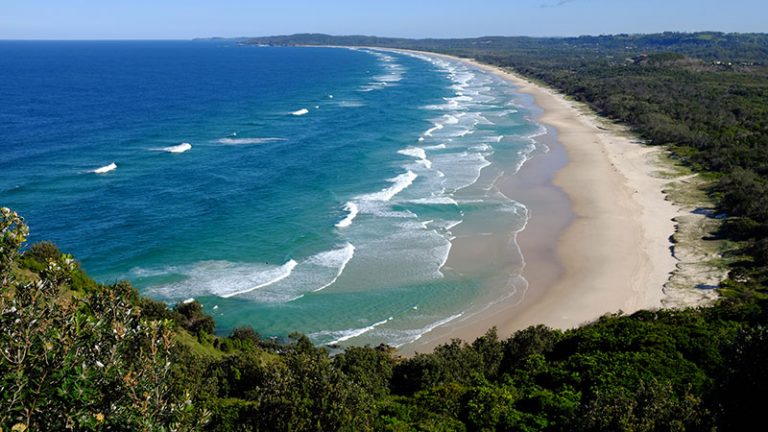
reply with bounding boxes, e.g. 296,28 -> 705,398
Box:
2,0 -> 766,39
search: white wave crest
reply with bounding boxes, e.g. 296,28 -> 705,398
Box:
337,100 -> 365,108
291,108 -> 309,116
423,143 -> 447,150
379,313 -> 464,348
335,202 -> 359,228
308,243 -> 356,292
93,162 -> 116,174
423,99 -> 461,111
398,147 -> 432,170
449,95 -> 474,102
405,313 -> 464,345
312,317 -> 393,345
162,143 -> 192,153
217,137 -> 285,145
448,128 -> 474,137
408,197 -> 458,206
360,171 -> 417,202
497,109 -> 518,116
397,147 -> 427,160
375,73 -> 402,83
143,243 -> 357,303
424,123 -> 444,137
469,144 -> 492,152
444,220 -> 464,231
219,260 -> 298,298
443,114 -> 460,125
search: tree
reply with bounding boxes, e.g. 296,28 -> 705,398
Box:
0,207 -> 28,285
174,300 -> 216,337
0,209 -> 205,431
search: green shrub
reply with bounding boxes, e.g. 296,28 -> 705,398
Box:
175,299 -> 216,336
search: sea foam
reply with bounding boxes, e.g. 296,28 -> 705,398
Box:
408,197 -> 459,206
217,137 -> 285,145
219,260 -> 298,298
337,100 -> 365,108
311,317 -> 393,345
423,143 -> 447,150
93,162 -> 117,174
308,243 -> 356,292
162,142 -> 192,153
360,171 -> 417,202
388,313 -> 464,348
398,147 -> 432,169
397,147 -> 427,160
335,202 -> 359,228
424,123 -> 444,137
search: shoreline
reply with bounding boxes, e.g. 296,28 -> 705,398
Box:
395,50 -> 684,353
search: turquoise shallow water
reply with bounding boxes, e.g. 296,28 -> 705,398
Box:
0,41 -> 545,347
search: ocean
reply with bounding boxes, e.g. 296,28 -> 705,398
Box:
0,41 -> 546,347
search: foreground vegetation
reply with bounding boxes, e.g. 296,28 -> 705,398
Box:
3,208 -> 767,431
3,32 -> 768,430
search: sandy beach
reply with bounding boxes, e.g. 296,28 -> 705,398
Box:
402,51 -> 684,352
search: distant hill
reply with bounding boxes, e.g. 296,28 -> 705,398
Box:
244,32 -> 768,64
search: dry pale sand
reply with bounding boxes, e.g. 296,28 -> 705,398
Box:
487,63 -> 678,331
396,51 -> 685,352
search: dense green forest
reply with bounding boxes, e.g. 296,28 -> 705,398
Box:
3,32 -> 768,430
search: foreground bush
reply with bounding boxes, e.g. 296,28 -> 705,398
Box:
0,208 -> 204,431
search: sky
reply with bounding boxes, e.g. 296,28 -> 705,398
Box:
1,0 -> 766,40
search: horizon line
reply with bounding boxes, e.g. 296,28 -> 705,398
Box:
1,30 -> 763,42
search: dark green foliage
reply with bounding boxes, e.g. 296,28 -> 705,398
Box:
253,337 -> 375,431
24,240 -> 61,263
375,395 -> 469,431
175,299 -> 216,336
576,380 -> 705,432
205,399 -> 260,432
334,344 -> 398,398
461,384 -> 521,431
389,329 -> 504,396
500,324 -> 561,374
717,168 -> 768,223
716,325 -> 768,430
0,208 -> 28,283
140,296 -> 181,322
1,215 -> 202,430
68,265 -> 98,292
471,327 -> 504,379
392,339 -> 485,395
20,240 -> 99,292
214,353 -> 268,399
230,326 -> 261,345
20,241 -> 61,272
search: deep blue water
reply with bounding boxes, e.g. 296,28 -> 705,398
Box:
0,41 -> 544,347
